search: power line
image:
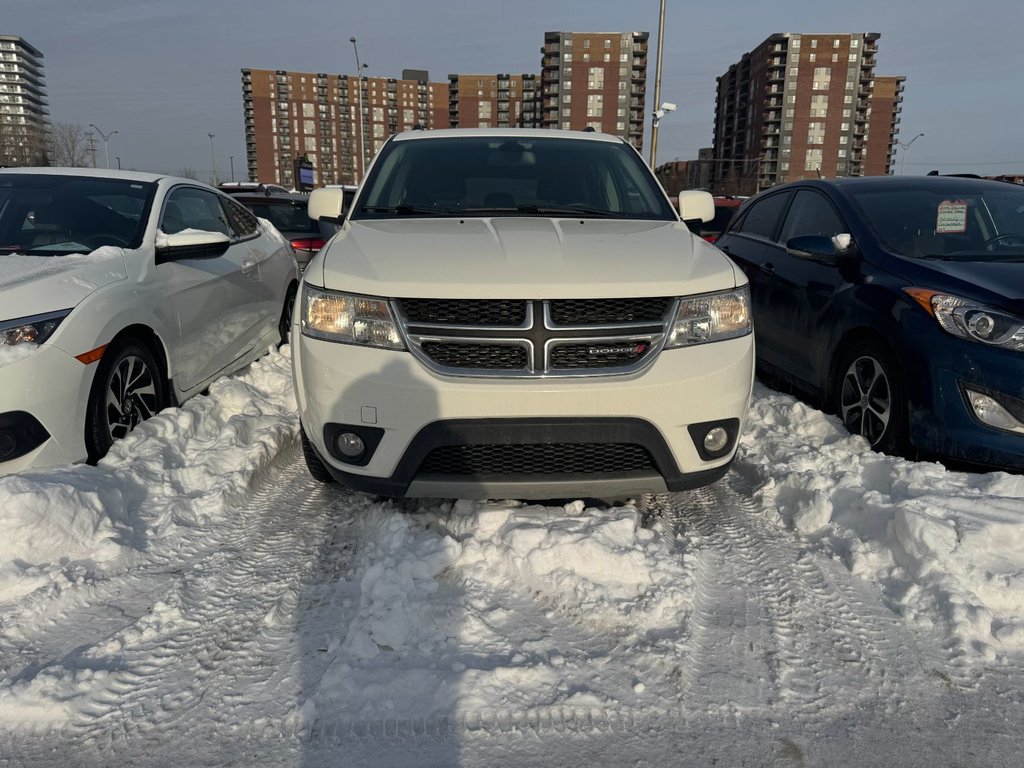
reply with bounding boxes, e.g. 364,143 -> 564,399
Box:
903,159 -> 1024,167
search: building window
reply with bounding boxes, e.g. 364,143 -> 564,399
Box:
789,67 -> 799,76
809,53 -> 816,62
561,121 -> 571,129
832,53 -> 839,62
562,93 -> 571,103
785,108 -> 794,117
587,93 -> 603,117
588,67 -> 604,89
833,38 -> 840,47
603,53 -> 611,62
616,121 -> 625,130
811,94 -> 828,117
811,39 -> 817,48
787,94 -> 796,104
478,102 -> 491,118
849,53 -> 858,62
805,148 -> 823,170
564,53 -> 572,62
851,38 -> 860,49
807,122 -> 825,144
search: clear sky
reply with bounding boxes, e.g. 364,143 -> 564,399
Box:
10,0 -> 1024,180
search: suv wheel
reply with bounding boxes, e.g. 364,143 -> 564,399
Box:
301,426 -> 335,483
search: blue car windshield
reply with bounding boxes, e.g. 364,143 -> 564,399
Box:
0,174 -> 156,256
352,135 -> 677,221
848,184 -> 1024,262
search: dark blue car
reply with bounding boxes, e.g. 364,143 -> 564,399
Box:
716,176 -> 1024,471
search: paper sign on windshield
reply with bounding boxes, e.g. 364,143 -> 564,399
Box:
936,200 -> 968,234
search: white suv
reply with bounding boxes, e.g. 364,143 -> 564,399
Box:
293,129 -> 753,499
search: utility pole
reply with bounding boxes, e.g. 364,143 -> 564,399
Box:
648,0 -> 667,168
88,124 -> 118,169
208,132 -> 218,185
229,155 -> 235,182
85,131 -> 98,168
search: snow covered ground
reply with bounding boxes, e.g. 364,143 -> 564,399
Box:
1,348 -> 1023,766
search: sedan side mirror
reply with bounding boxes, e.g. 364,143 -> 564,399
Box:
309,188 -> 346,224
785,234 -> 853,266
155,231 -> 230,264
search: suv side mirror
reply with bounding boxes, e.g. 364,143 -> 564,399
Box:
309,188 -> 346,224
785,234 -> 853,266
677,190 -> 715,225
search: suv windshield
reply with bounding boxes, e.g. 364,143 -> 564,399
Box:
352,135 -> 677,221
0,174 -> 156,256
848,183 -> 1024,262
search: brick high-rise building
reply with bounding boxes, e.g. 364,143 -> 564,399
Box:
540,31 -> 649,150
242,68 -> 447,187
447,74 -> 540,128
0,35 -> 50,167
712,33 -> 905,195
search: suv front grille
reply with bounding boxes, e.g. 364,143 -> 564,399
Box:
418,443 -> 655,475
397,298 -> 674,378
549,297 -> 672,326
399,299 -> 527,327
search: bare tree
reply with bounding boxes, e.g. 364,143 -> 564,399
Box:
49,122 -> 90,167
177,166 -> 199,180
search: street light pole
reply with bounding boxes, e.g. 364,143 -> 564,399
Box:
88,124 -> 118,169
648,0 -> 667,168
349,36 -> 368,184
208,132 -> 218,185
898,132 -> 924,176
229,155 -> 235,182
115,156 -> 121,170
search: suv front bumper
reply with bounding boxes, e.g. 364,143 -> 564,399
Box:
293,335 -> 754,499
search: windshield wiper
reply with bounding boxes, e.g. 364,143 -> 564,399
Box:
514,204 -> 615,218
360,204 -> 453,216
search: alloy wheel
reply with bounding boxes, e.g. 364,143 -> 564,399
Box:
839,355 -> 892,446
104,354 -> 158,440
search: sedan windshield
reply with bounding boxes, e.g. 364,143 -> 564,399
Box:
0,174 -> 156,256
847,182 -> 1024,262
352,135 -> 677,221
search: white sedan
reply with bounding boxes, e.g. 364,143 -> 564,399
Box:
0,168 -> 297,473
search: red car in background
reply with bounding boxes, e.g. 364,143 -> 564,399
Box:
695,196 -> 744,243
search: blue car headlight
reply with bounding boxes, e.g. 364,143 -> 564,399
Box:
906,289 -> 1024,352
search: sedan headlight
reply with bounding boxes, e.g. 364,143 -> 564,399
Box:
905,289 -> 1024,352
0,309 -> 71,348
666,286 -> 752,348
301,284 -> 405,349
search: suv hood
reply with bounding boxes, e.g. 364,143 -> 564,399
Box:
0,248 -> 128,320
319,218 -> 738,299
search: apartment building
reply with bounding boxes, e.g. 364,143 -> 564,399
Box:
540,31 -> 649,150
712,33 -> 905,195
447,74 -> 540,128
242,68 -> 447,187
0,35 -> 50,167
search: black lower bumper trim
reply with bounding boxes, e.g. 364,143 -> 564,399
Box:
0,411 -> 50,463
317,417 -> 733,498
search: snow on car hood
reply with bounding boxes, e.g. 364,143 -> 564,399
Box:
319,218 -> 739,299
0,247 -> 128,320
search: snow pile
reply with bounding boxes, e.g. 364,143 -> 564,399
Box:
0,342 -> 39,366
737,384 -> 1024,660
317,498 -> 691,719
0,348 -> 297,605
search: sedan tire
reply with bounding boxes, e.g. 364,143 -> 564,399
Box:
834,341 -> 906,455
85,339 -> 167,463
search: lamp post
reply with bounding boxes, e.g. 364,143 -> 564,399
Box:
208,132 -> 218,185
115,156 -> 121,170
648,0 -> 667,168
88,124 -> 118,169
898,132 -> 924,176
349,36 -> 368,183
229,155 -> 235,182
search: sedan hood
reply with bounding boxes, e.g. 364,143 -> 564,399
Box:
319,218 -> 738,299
0,248 -> 128,320
915,259 -> 1024,316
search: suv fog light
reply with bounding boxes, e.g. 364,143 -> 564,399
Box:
703,427 -> 729,453
336,432 -> 367,459
965,389 -> 1024,434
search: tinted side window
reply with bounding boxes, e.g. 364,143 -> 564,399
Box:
161,187 -> 230,236
222,197 -> 259,238
779,190 -> 846,242
734,192 -> 791,240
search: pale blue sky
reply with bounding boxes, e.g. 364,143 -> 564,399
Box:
10,0 -> 1024,179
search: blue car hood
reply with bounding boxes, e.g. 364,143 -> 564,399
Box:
912,259 -> 1024,316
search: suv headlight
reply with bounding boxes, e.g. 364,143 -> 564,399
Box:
0,309 -> 71,348
301,284 -> 405,350
666,286 -> 751,348
905,289 -> 1024,352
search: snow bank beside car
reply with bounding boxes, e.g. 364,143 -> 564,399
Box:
0,348 -> 297,606
737,384 -> 1024,660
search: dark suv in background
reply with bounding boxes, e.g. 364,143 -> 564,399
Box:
232,191 -> 338,272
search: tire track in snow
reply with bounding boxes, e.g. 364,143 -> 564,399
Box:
647,473 -> 935,722
60,448 -> 366,740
